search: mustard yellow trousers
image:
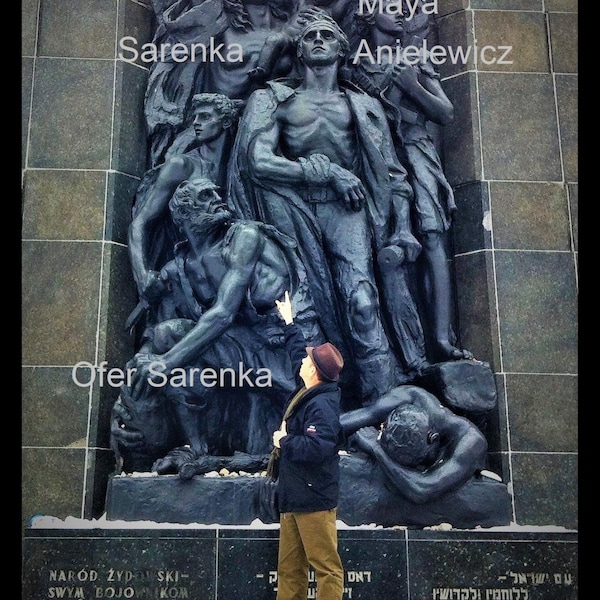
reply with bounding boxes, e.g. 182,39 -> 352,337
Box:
276,508 -> 344,600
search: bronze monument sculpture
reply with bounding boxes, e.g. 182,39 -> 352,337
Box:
108,0 -> 510,529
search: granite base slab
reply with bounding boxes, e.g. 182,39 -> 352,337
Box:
22,528 -> 578,599
105,456 -> 512,529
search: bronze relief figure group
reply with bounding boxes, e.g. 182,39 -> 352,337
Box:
110,1 -> 507,520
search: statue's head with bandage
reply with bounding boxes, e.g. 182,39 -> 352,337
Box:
294,10 -> 350,65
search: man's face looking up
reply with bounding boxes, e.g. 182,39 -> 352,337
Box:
299,24 -> 342,66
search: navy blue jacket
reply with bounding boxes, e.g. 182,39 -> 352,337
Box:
277,323 -> 343,513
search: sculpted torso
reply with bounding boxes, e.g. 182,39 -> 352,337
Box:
209,27 -> 291,99
277,90 -> 356,171
184,227 -> 291,312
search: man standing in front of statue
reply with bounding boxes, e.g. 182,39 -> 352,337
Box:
269,291 -> 345,600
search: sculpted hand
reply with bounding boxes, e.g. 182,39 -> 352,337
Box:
273,421 -> 288,448
353,426 -> 380,454
110,397 -> 144,449
296,7 -> 325,27
392,62 -> 420,92
395,232 -> 422,263
329,164 -> 366,212
128,352 -> 167,400
140,269 -> 166,303
275,290 -> 294,325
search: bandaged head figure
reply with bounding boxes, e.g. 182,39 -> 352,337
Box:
379,404 -> 441,468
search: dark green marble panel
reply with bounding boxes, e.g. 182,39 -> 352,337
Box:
22,240 -> 102,365
22,366 -> 89,448
452,181 -> 492,254
436,9 -> 474,79
474,11 -> 550,73
112,61 -> 149,177
471,0 -> 543,8
511,452 -> 577,529
479,73 -> 561,181
22,170 -> 106,240
436,0 -> 468,17
440,72 -> 482,187
505,374 -> 578,452
22,448 -> 86,527
495,251 -> 577,373
489,182 -> 571,250
28,58 -> 114,169
555,74 -> 578,182
548,12 -> 578,73
568,183 -> 577,251
22,58 -> 33,170
105,171 -> 137,245
21,0 -> 38,56
453,251 -> 500,369
37,0 -> 117,59
546,0 -> 578,11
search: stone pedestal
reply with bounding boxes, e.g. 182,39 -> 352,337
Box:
105,455 -> 512,530
23,528 -> 578,599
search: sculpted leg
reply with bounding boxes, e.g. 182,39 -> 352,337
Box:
348,280 -> 397,404
420,232 -> 473,361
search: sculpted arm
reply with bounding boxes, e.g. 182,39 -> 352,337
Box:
371,99 -> 421,260
354,418 -> 488,504
339,391 -> 408,436
249,103 -> 366,210
249,113 -> 307,185
129,157 -> 191,298
393,63 -> 454,125
158,226 -> 264,371
128,225 -> 264,400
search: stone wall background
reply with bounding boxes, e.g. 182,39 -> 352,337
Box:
21,0 -> 577,529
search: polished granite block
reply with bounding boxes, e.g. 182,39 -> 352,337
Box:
510,453 -> 578,529
407,530 -> 577,600
22,529 -> 217,600
494,251 -> 577,374
22,448 -> 87,529
548,12 -> 578,74
112,61 -> 149,177
22,169 -> 107,241
504,373 -> 577,453
37,0 -> 118,59
28,58 -> 115,170
555,74 -> 578,182
470,0 -> 543,8
452,181 -> 492,255
22,57 -> 33,168
441,72 -> 482,187
437,9 -> 473,79
489,182 -> 571,251
22,240 -> 103,365
473,11 -> 550,73
23,529 -> 577,600
21,0 -> 38,56
567,183 -> 577,250
22,366 -> 89,448
105,461 -> 512,530
453,251 -> 500,368
478,73 -> 562,182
